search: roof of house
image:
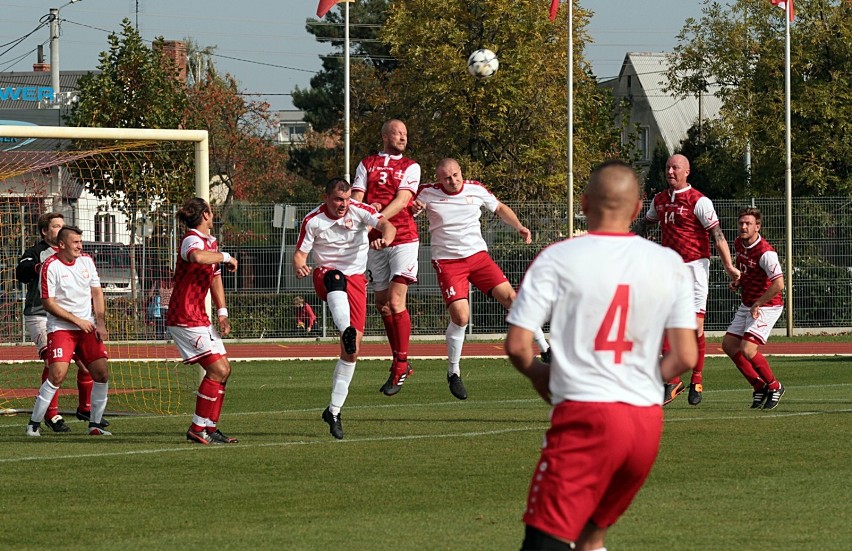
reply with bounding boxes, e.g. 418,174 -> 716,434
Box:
620,52 -> 723,154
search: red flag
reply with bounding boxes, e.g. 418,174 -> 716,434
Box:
771,0 -> 795,21
317,0 -> 341,18
549,0 -> 559,21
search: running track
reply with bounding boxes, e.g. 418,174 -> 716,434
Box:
3,340 -> 852,362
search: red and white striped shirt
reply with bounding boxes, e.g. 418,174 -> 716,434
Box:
352,153 -> 420,245
166,229 -> 221,328
735,234 -> 783,307
645,185 -> 719,263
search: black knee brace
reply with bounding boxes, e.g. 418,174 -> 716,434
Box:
323,269 -> 347,293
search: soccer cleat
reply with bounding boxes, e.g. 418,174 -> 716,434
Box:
763,384 -> 785,410
750,386 -> 768,409
341,326 -> 357,355
45,415 -> 71,433
540,349 -> 552,364
26,422 -> 41,437
87,422 -> 112,436
663,380 -> 685,406
447,373 -> 468,401
687,383 -> 703,406
76,409 -> 110,428
322,407 -> 344,440
379,363 -> 413,397
209,428 -> 239,444
186,428 -> 213,445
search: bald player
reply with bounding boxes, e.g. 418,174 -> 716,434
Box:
633,153 -> 739,406
506,159 -> 698,551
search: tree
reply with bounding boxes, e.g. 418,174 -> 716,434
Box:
65,19 -> 193,297
360,0 -> 625,202
666,0 -> 852,196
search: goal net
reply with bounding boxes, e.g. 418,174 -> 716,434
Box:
0,125 -> 209,417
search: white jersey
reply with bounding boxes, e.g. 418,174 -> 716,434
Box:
416,180 -> 499,260
296,201 -> 383,276
40,253 -> 101,333
507,233 -> 696,407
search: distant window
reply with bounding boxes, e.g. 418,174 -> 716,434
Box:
627,75 -> 632,88
639,127 -> 650,161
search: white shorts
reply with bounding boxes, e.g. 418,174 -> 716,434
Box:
685,258 -> 710,315
366,241 -> 419,292
25,315 -> 48,358
726,304 -> 784,345
167,325 -> 227,364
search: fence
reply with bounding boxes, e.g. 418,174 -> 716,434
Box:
1,197 -> 851,346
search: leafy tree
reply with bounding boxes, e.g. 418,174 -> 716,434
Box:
358,0 -> 625,202
65,19 -> 193,297
666,0 -> 852,196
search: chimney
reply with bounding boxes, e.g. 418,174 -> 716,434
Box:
33,44 -> 51,72
161,40 -> 187,83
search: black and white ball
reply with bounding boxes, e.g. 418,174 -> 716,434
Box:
467,49 -> 499,79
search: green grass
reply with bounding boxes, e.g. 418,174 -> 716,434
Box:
1,356 -> 850,550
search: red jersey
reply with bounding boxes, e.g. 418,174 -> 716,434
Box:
734,235 -> 783,307
352,152 -> 420,245
166,229 -> 222,328
645,185 -> 719,263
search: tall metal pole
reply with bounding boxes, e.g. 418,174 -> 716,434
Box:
49,8 -> 61,208
567,0 -> 574,238
783,3 -> 793,335
343,1 -> 351,182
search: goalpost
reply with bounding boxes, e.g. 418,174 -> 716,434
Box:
0,125 -> 209,416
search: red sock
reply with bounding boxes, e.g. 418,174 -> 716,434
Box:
77,368 -> 94,412
210,381 -> 227,425
192,377 -> 219,432
43,367 -> 59,419
692,333 -> 706,384
731,352 -> 763,389
392,310 -> 411,366
751,352 -> 779,390
382,314 -> 397,361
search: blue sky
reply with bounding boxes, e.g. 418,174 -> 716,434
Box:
0,0 -> 704,112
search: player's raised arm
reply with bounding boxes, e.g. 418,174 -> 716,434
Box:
494,202 -> 532,244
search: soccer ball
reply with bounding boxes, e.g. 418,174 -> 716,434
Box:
467,49 -> 499,79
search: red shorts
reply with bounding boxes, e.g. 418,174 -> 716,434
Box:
46,330 -> 108,366
523,401 -> 663,542
431,251 -> 509,306
312,268 -> 368,332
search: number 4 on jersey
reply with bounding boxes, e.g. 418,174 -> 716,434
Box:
594,284 -> 633,364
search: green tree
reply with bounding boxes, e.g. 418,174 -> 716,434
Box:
358,0 -> 624,202
65,19 -> 193,297
666,0 -> 852,196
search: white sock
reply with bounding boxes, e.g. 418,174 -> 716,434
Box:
90,381 -> 109,424
446,322 -> 467,375
30,380 -> 59,424
533,328 -> 549,352
326,291 -> 351,332
329,359 -> 357,414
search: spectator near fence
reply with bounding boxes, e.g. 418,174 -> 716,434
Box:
294,295 -> 316,334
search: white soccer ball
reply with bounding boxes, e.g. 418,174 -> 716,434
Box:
467,49 -> 499,79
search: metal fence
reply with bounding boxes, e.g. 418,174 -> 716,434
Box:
2,197 -> 851,345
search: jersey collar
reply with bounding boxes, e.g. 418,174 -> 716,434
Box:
188,227 -> 216,244
742,234 -> 763,249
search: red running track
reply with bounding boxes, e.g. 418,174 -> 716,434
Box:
2,340 -> 852,362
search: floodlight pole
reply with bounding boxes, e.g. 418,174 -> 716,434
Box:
567,0 -> 574,238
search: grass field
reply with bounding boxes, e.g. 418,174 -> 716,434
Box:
1,355 -> 850,550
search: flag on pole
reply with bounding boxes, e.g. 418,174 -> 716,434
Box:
771,0 -> 795,21
317,0 -> 351,18
549,0 -> 560,21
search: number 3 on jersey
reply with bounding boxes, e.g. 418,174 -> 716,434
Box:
594,284 -> 633,364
